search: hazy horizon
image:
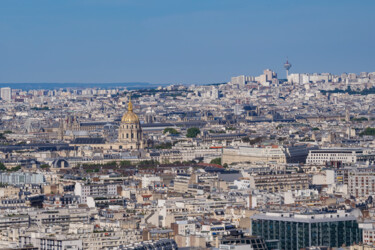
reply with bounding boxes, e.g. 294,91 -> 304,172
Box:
1,0 -> 374,84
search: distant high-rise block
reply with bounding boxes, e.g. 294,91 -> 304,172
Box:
1,87 -> 11,101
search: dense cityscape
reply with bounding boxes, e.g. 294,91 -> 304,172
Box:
0,63 -> 374,249
2,0 -> 375,248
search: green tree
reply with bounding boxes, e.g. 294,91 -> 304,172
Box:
351,117 -> 368,122
9,165 -> 21,172
119,161 -> 132,167
186,127 -> 200,138
210,158 -> 222,165
360,127 -> 375,136
163,128 -> 179,135
138,160 -> 160,166
40,164 -> 50,169
104,161 -> 117,167
277,137 -> 286,142
249,137 -> 263,145
0,162 -> 7,171
242,137 -> 250,143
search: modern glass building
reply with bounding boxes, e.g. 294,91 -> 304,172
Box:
251,211 -> 362,250
0,172 -> 45,185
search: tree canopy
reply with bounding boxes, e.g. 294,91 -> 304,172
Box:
0,163 -> 7,171
163,127 -> 179,135
210,158 -> 222,165
186,127 -> 200,138
360,127 -> 375,136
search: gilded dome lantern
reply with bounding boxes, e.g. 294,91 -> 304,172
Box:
121,96 -> 140,124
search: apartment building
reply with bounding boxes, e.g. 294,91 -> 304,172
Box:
81,230 -> 142,249
359,221 -> 375,246
222,145 -> 312,165
19,235 -> 82,250
348,168 -> 375,198
74,182 -> 118,203
251,173 -> 310,193
252,211 -> 362,249
29,208 -> 91,226
306,148 -> 375,165
0,172 -> 45,185
173,174 -> 192,193
171,220 -> 196,236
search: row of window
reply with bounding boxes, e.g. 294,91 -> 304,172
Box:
120,132 -> 140,139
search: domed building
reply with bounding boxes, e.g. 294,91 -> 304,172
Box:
118,97 -> 144,150
69,97 -> 145,151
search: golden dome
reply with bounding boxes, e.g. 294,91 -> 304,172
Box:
121,111 -> 139,123
121,96 -> 140,124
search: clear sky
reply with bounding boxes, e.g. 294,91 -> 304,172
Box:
0,0 -> 374,84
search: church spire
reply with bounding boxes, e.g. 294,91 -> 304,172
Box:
128,93 -> 133,112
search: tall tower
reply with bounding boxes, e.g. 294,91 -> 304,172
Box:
284,59 -> 292,79
58,118 -> 64,140
345,109 -> 350,122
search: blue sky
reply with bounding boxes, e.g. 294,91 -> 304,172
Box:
0,0 -> 374,84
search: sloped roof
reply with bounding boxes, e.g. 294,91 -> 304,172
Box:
71,137 -> 106,144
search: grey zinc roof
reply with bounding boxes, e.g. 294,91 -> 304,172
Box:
71,137 -> 106,144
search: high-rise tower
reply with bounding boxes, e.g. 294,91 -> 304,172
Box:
284,59 -> 292,79
1,87 -> 11,101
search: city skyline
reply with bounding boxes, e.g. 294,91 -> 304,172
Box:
1,0 -> 374,84
1,1 -> 375,249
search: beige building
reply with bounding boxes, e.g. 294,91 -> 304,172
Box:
81,230 -> 142,249
173,174 -> 193,193
222,145 -> 311,165
175,235 -> 206,248
251,173 -> 310,193
43,184 -> 64,195
222,146 -> 287,165
0,186 -> 20,198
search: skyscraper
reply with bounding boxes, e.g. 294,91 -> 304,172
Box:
1,87 -> 11,101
